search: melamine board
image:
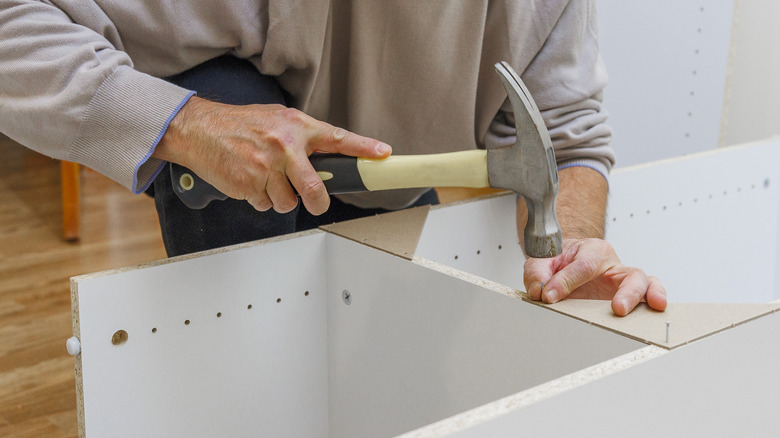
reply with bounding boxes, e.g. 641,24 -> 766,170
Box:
606,139 -> 780,303
451,310 -> 780,437
325,237 -> 643,437
73,232 -> 330,438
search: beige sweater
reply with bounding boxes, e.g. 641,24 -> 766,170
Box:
0,0 -> 614,209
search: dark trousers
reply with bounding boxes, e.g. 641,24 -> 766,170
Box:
153,55 -> 438,257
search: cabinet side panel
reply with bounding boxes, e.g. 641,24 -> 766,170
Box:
74,233 -> 329,438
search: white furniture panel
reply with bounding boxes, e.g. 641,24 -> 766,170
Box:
75,233 -> 330,438
73,233 -> 645,437
416,194 -> 524,291
325,237 -> 641,437
451,310 -> 780,437
606,139 -> 780,303
598,1 -> 734,166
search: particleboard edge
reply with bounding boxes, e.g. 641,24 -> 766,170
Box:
71,278 -> 86,438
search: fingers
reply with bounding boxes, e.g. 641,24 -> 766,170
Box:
610,268 -> 650,316
312,124 -> 392,159
170,101 -> 390,215
645,276 -> 668,312
264,171 -> 299,214
286,152 -> 330,215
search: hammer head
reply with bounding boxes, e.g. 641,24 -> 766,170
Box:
489,62 -> 562,258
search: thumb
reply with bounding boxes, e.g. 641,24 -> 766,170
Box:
542,257 -> 602,304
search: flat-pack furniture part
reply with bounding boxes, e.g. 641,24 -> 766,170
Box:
71,137 -> 780,437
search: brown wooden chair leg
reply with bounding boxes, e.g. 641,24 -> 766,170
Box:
61,161 -> 80,241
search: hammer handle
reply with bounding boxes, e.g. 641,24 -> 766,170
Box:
171,150 -> 489,209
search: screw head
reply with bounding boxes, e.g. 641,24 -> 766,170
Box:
342,290 -> 351,305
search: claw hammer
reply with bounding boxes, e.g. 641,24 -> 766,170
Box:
170,61 -> 562,258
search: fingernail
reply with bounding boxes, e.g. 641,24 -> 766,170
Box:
544,289 -> 560,304
375,143 -> 391,155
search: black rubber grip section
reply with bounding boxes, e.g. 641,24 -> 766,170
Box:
170,163 -> 228,209
170,153 -> 369,209
309,153 -> 368,194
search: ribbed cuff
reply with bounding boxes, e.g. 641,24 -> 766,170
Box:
557,158 -> 610,183
68,66 -> 194,193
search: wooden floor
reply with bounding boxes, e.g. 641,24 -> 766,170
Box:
0,133 -> 496,437
0,134 -> 166,437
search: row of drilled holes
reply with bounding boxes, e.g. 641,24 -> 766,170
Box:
613,180 -> 770,222
111,291 -> 311,345
454,244 -> 504,261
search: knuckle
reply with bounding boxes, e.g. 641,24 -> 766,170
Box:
298,175 -> 325,199
330,127 -> 349,142
279,107 -> 305,124
274,197 -> 298,214
560,276 -> 578,294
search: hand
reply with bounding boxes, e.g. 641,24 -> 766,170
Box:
154,96 -> 392,215
523,238 -> 667,316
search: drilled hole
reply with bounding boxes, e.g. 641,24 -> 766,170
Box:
151,328 -> 157,334
217,312 -> 222,318
276,298 -> 282,303
476,250 -> 481,255
184,320 -> 190,326
305,291 -> 310,296
498,245 -> 503,250
111,330 -> 128,346
454,255 -> 459,260
247,304 -> 253,310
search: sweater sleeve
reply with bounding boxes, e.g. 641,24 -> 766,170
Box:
484,0 -> 615,179
0,1 -> 193,193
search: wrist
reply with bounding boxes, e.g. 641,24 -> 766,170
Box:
153,95 -> 206,165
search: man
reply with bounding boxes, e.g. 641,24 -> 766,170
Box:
0,1 -> 666,316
